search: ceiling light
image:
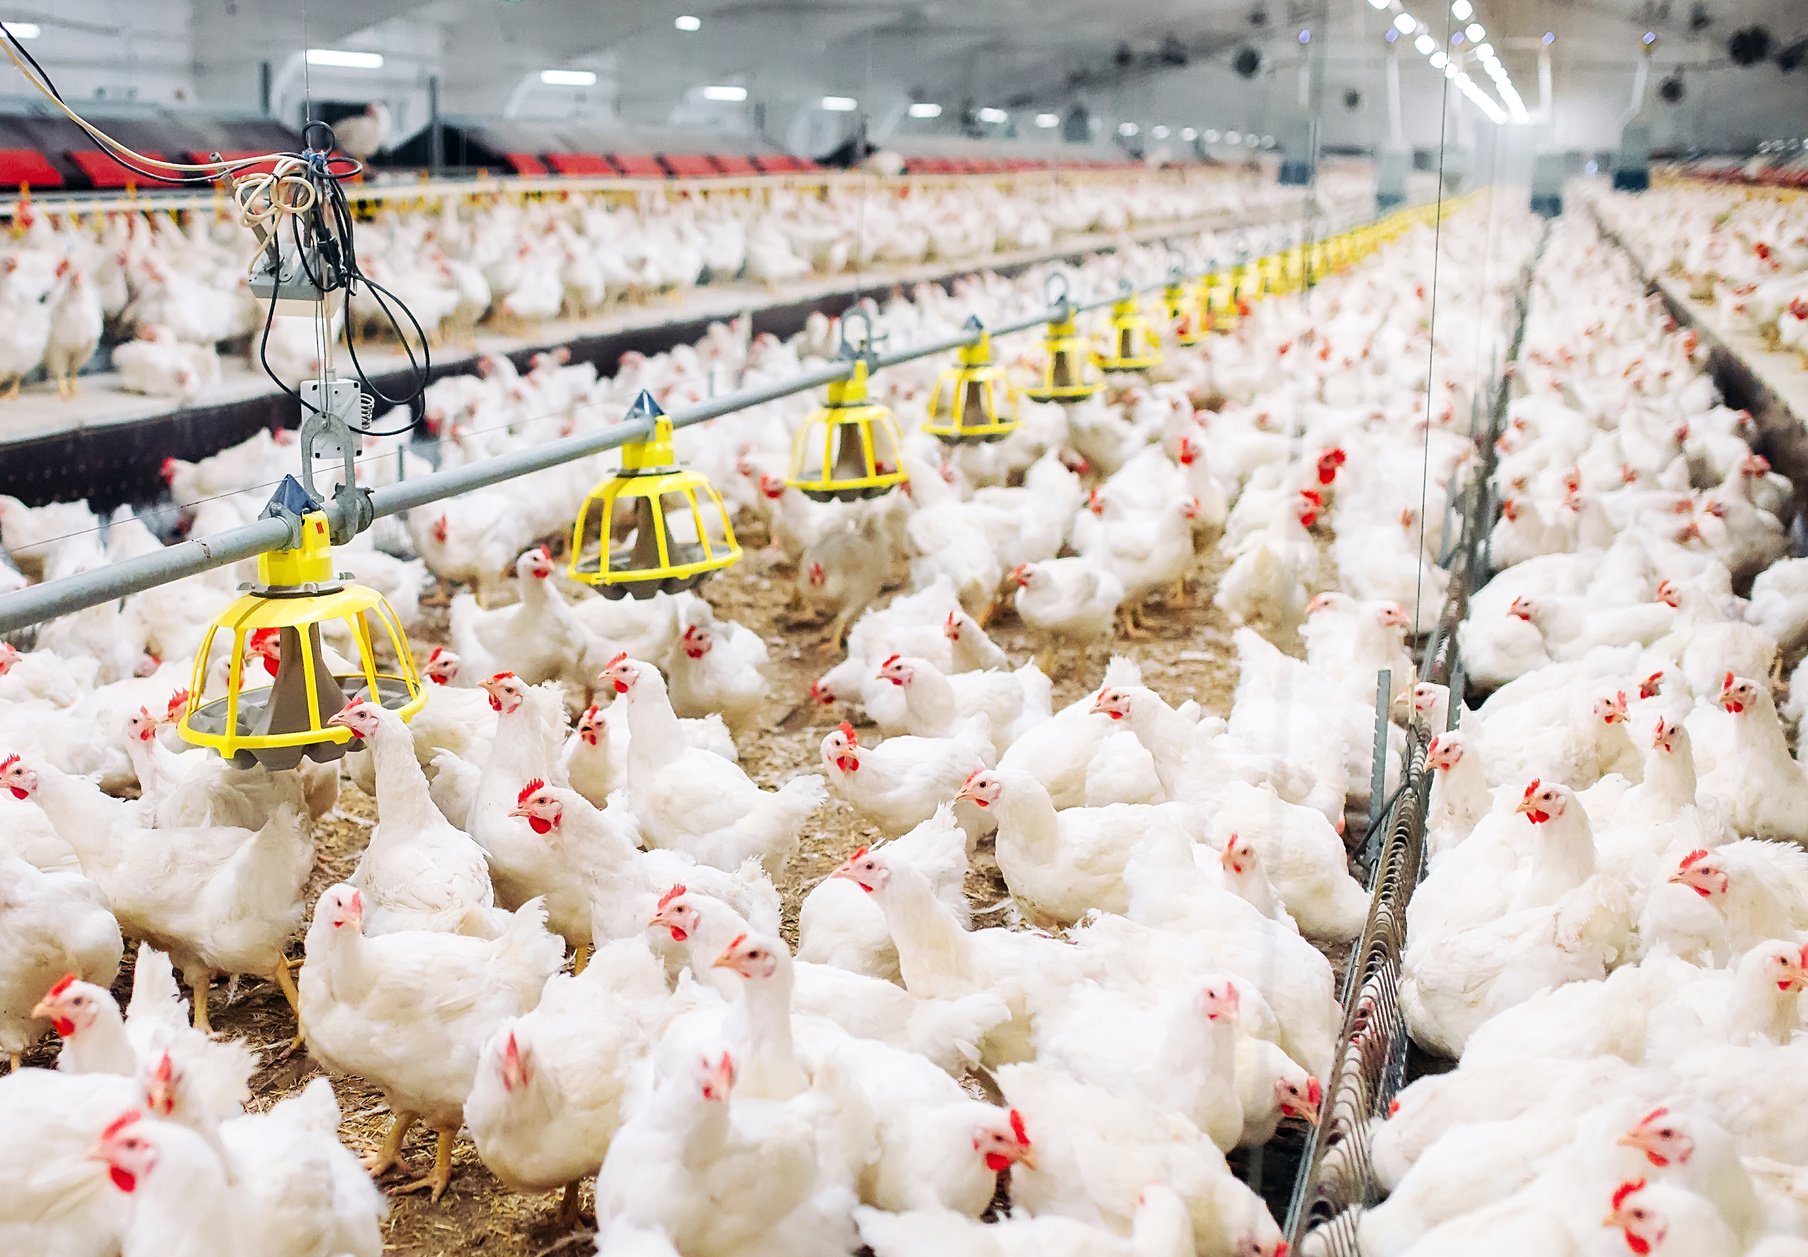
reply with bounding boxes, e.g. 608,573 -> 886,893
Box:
1226,130 -> 1243,143
1642,30 -> 1656,44
305,49 -> 383,69
1260,134 -> 1275,147
1298,28 -> 1311,43
1444,63 -> 1459,78
1034,112 -> 1060,128
1542,31 -> 1556,45
1151,124 -> 1171,138
907,101 -> 942,118
1181,127 -> 1198,140
1450,0 -> 1473,18
1476,42 -> 1494,59
1414,33 -> 1436,54
821,95 -> 857,112
2,21 -> 39,38
1385,28 -> 1399,42
977,106 -> 1008,123
702,84 -> 747,102
1393,13 -> 1416,34
1429,50 -> 1448,67
1246,133 -> 1261,146
1369,0 -> 1389,9
1118,122 -> 1139,136
675,14 -> 701,31
1465,22 -> 1485,40
540,69 -> 597,87
1204,128 -> 1222,142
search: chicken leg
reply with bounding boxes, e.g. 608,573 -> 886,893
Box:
392,1128 -> 455,1203
1118,603 -> 1150,640
571,944 -> 592,975
557,1179 -> 584,1227
191,977 -> 211,1033
270,960 -> 307,1054
362,1109 -> 419,1177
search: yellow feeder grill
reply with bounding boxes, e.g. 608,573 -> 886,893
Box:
925,317 -> 1020,443
1097,286 -> 1163,373
1023,305 -> 1102,402
179,483 -> 423,770
786,357 -> 908,501
1162,276 -> 1202,348
568,390 -> 742,600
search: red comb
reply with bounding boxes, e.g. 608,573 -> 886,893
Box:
849,845 -> 869,861
606,651 -> 629,670
1636,1105 -> 1669,1127
1611,1179 -> 1645,1212
837,721 -> 857,745
100,1110 -> 142,1143
1522,778 -> 1541,799
1679,848 -> 1709,869
963,768 -> 984,788
46,972 -> 77,999
151,1051 -> 173,1084
657,884 -> 687,911
1722,671 -> 1735,691
428,646 -> 446,661
335,697 -> 364,716
724,932 -> 747,953
879,653 -> 901,669
516,778 -> 546,806
0,753 -> 21,773
1009,1108 -> 1029,1144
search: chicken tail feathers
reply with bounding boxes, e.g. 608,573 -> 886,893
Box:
124,942 -> 189,1031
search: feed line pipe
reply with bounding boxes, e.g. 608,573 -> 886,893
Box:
0,269 -> 1203,636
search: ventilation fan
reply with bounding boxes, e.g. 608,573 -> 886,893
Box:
1233,46 -> 1263,78
1728,26 -> 1773,66
1780,39 -> 1807,72
1343,88 -> 1362,110
1687,3 -> 1711,32
1659,73 -> 1686,103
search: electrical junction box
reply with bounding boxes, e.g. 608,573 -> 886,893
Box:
251,243 -> 346,319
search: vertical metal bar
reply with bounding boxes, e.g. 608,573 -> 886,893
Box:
427,76 -> 445,177
1367,667 -> 1392,851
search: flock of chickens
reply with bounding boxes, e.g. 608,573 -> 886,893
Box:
0,169 -> 1350,405
1595,182 -> 1808,362
0,168 -> 1803,1257
1312,211 -> 1808,1257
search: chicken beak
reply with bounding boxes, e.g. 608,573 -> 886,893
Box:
1015,1146 -> 1038,1171
508,802 -> 532,819
1512,796 -> 1535,815
29,994 -> 58,1020
709,949 -> 742,973
1614,1132 -> 1643,1152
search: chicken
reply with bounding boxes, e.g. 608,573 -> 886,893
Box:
1010,557 -> 1126,649
465,939 -> 688,1223
1696,673 -> 1808,841
44,258 -> 103,396
448,546 -> 594,694
0,753 -> 310,1033
325,699 -> 506,938
602,655 -> 824,877
955,768 -> 1196,927
511,782 -> 780,947
0,852 -> 121,1067
820,720 -> 990,842
875,653 -> 1051,759
299,884 -> 565,1202
855,1190 -> 1196,1257
997,1062 -> 1287,1256
796,802 -> 973,981
668,610 -> 769,733
88,1109 -> 248,1257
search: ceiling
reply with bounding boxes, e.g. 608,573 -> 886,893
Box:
9,0 -> 1808,150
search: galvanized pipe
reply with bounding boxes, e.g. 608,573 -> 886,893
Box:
0,224 -> 1324,635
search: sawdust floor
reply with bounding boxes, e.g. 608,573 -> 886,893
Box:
33,529 -> 1343,1257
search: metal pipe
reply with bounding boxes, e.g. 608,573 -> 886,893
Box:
0,216 -> 1334,635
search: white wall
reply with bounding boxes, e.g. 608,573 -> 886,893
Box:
0,0 -> 195,106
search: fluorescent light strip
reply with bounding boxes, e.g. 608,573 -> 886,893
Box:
977,106 -> 1007,123
306,48 -> 383,69
702,84 -> 747,102
907,102 -> 942,118
540,69 -> 597,87
2,20 -> 39,38
675,15 -> 700,31
1035,113 -> 1060,128
821,95 -> 857,112
1381,5 -> 1523,124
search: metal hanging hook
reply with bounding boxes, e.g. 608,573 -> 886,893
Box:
837,304 -> 887,366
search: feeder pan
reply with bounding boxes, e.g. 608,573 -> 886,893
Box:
568,391 -> 742,600
925,317 -> 1020,443
178,476 -> 423,770
1024,273 -> 1102,402
786,357 -> 908,502
1163,276 -> 1202,348
1097,287 -> 1163,373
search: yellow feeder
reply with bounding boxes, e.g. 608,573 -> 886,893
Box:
178,477 -> 423,770
568,390 -> 741,600
925,316 -> 1020,443
786,353 -> 908,502
1023,275 -> 1103,403
1097,283 -> 1163,373
1162,269 -> 1202,347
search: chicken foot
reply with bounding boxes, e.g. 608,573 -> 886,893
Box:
362,1109 -> 419,1177
391,1128 -> 456,1203
270,960 -> 307,1055
191,974 -> 213,1033
571,944 -> 592,975
0,376 -> 17,401
1118,602 -> 1151,640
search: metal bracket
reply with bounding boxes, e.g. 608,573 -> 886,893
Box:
250,241 -> 345,319
298,374 -> 371,540
837,306 -> 888,368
